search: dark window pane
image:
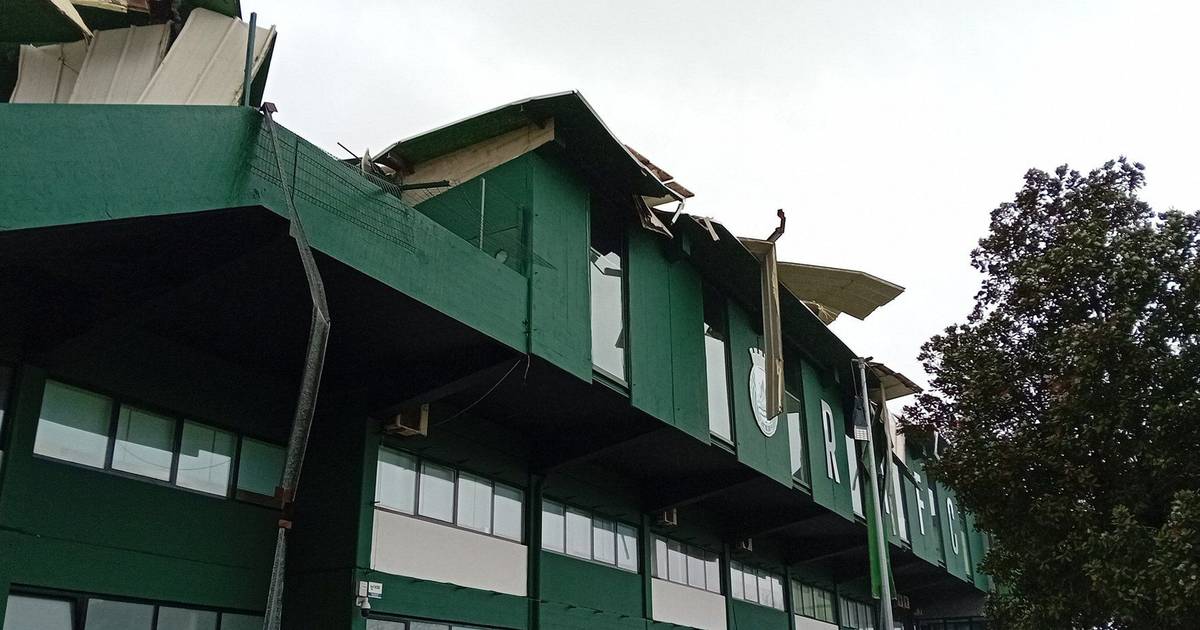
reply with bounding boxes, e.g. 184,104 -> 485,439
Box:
219,614 -> 263,630
157,607 -> 218,630
84,599 -> 153,630
237,437 -> 285,497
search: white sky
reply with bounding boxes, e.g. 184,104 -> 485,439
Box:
245,0 -> 1200,393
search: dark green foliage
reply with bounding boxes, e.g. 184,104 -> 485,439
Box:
905,159 -> 1200,628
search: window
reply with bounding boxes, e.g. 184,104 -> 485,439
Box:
235,438 -> 286,498
365,619 -> 496,630
565,507 -> 592,558
157,607 -> 218,630
651,536 -> 721,593
111,406 -> 176,481
32,379 -> 283,502
3,593 -> 74,630
34,380 -> 113,468
785,391 -> 809,483
176,422 -> 235,496
792,582 -> 836,623
377,450 -> 419,513
590,210 -> 627,383
455,473 -> 494,533
541,501 -> 565,552
730,563 -> 784,610
493,484 -> 524,541
374,448 -> 524,543
3,592 -> 261,630
703,287 -> 732,442
841,598 -> 877,630
86,599 -> 154,630
541,501 -> 639,572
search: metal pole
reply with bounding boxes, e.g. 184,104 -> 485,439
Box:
478,178 -> 486,251
242,13 -> 257,106
857,358 -> 895,630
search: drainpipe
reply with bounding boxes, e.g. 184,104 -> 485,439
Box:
856,358 -> 895,630
259,103 -> 332,630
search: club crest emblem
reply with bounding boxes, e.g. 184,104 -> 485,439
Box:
748,348 -> 776,437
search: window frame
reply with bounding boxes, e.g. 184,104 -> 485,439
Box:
792,581 -> 837,623
30,377 -> 284,505
650,535 -> 722,594
374,446 -> 525,544
729,561 -> 785,610
588,202 -> 631,388
5,587 -> 263,630
702,285 -> 735,445
540,498 -> 640,573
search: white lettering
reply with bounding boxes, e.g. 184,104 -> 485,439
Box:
916,491 -> 927,535
946,497 -> 959,554
821,400 -> 840,483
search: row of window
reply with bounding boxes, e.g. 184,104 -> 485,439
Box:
367,619 -> 492,630
729,562 -> 785,611
651,536 -> 722,594
793,581 -> 837,623
375,448 -> 524,542
541,501 -> 638,572
840,598 -> 877,630
33,380 -> 285,501
3,593 -> 262,630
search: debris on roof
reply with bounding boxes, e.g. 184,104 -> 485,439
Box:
9,39 -> 87,102
868,361 -> 923,400
139,8 -> 274,105
774,261 -> 904,322
5,5 -> 271,105
69,22 -> 169,103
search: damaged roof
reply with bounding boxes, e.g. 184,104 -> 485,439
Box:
375,91 -> 688,204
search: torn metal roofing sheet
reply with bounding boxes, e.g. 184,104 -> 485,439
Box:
868,361 -> 923,401
375,91 -> 684,203
774,261 -> 904,321
69,22 -> 168,103
138,7 -> 274,105
9,39 -> 87,102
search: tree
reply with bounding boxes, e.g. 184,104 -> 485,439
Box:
904,158 -> 1200,628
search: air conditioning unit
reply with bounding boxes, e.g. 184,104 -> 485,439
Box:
384,403 -> 429,437
656,508 -> 678,528
735,538 -> 754,553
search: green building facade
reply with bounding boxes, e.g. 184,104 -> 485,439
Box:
0,10 -> 988,630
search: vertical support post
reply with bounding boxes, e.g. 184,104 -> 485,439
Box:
784,565 -> 797,630
478,178 -> 487,251
640,514 -> 654,621
526,473 -> 544,630
242,12 -> 257,107
857,358 -> 895,630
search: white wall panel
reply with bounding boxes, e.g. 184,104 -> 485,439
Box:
795,615 -> 839,630
651,578 -> 727,630
370,509 -> 527,597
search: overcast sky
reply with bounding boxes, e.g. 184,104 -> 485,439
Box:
244,0 -> 1200,397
